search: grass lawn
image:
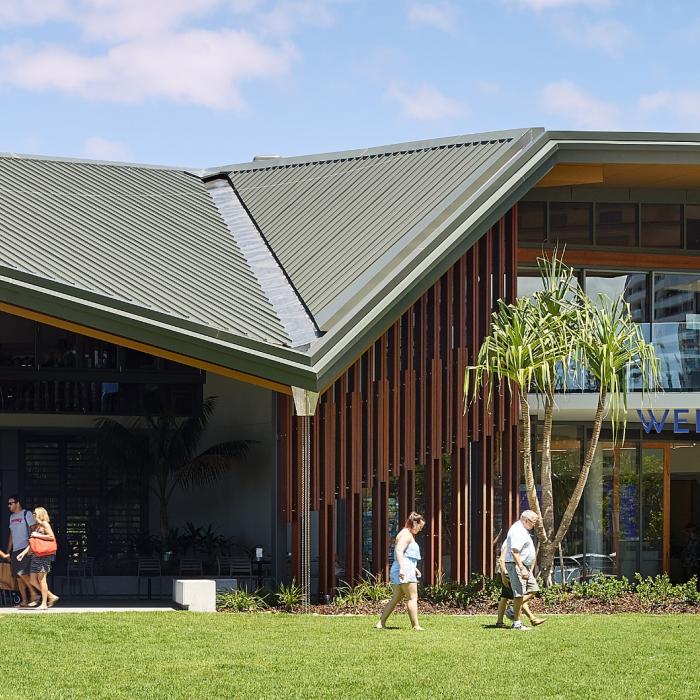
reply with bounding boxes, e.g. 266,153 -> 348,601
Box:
1,612 -> 697,699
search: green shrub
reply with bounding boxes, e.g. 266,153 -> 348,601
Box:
217,588 -> 269,612
540,583 -> 571,605
333,572 -> 392,607
276,580 -> 304,610
571,575 -> 631,603
635,574 -> 700,607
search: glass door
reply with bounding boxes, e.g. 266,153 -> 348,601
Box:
640,444 -> 669,577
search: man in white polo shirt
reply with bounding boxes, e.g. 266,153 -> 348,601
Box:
505,509 -> 540,631
5,495 -> 39,607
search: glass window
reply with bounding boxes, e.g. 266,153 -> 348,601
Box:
653,273 -> 700,390
82,338 -> 117,369
641,204 -> 682,248
549,203 -> 592,245
38,326 -> 78,368
124,349 -> 157,370
686,204 -> 700,250
518,202 -> 546,243
517,268 -> 544,298
596,203 -> 638,247
0,313 -> 36,368
586,439 -> 640,580
585,271 -> 649,322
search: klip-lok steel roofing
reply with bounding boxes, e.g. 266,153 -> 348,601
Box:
4,128 -> 700,392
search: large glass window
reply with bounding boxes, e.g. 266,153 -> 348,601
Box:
596,203 -> 638,247
641,204 -> 682,248
585,271 -> 649,322
549,202 -> 592,245
0,313 -> 35,367
518,202 -> 546,243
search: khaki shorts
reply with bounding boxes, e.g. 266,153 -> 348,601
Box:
505,561 -> 539,597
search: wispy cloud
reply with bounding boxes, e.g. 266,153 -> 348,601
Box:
639,90 -> 700,122
557,17 -> 632,55
0,31 -> 295,110
509,0 -> 611,10
407,2 -> 458,34
388,83 -> 466,121
542,80 -> 618,129
0,1 -> 339,110
82,136 -> 130,161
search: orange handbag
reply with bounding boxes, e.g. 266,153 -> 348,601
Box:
29,537 -> 57,557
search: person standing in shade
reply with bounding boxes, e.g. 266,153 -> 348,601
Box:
376,512 -> 425,631
16,507 -> 59,609
6,495 -> 40,607
504,510 -> 540,631
495,540 -> 545,628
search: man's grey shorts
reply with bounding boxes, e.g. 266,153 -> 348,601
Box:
505,561 -> 539,597
10,550 -> 31,577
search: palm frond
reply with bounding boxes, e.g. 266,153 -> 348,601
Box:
175,439 -> 253,490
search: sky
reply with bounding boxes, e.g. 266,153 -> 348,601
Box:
1,0 -> 700,167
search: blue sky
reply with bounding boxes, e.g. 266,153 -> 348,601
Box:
1,0 -> 700,167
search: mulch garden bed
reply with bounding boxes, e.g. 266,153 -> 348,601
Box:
219,596 -> 700,615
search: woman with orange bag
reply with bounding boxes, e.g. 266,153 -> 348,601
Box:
16,507 -> 59,609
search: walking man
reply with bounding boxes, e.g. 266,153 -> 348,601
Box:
504,509 -> 540,631
6,495 -> 39,607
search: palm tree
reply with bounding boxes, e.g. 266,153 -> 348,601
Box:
96,395 -> 251,546
465,253 -> 658,584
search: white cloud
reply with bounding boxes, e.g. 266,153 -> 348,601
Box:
257,1 -> 337,37
0,1 -> 339,110
0,31 -> 296,110
82,136 -> 130,161
510,0 -> 611,9
0,0 -> 70,27
542,80 -> 619,129
639,90 -> 700,121
558,17 -> 632,55
407,2 -> 458,33
388,84 -> 466,121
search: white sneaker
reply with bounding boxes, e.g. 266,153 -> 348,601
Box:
505,605 -> 514,620
512,623 -> 530,631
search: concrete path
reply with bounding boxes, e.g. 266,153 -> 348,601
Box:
0,598 -> 178,614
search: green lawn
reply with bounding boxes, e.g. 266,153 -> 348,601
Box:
1,613 -> 697,699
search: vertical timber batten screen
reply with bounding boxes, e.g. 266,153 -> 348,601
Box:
278,208 -> 519,597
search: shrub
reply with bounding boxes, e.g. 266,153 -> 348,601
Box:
217,588 -> 269,612
333,572 -> 392,607
276,580 -> 304,610
635,574 -> 700,607
571,575 -> 631,603
540,583 -> 571,606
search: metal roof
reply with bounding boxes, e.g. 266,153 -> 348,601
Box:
225,129 -> 532,327
0,154 -> 291,346
4,129 -> 700,392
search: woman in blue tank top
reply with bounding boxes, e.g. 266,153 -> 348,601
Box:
376,511 -> 425,630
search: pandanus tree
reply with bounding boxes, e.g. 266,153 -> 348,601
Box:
465,253 -> 659,584
96,395 -> 251,546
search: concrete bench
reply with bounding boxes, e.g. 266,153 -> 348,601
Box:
173,579 -> 216,612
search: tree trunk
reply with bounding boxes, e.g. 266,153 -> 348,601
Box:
552,387 -> 607,551
539,541 -> 557,586
518,391 -> 547,543
159,494 -> 170,549
540,389 -> 555,539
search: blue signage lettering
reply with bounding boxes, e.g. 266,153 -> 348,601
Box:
637,408 -> 699,433
674,409 -> 690,433
637,409 -> 669,433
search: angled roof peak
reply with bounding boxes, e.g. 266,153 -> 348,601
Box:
205,127 -> 544,176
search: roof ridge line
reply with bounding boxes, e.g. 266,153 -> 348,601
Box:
205,128 -> 540,176
206,178 -> 321,349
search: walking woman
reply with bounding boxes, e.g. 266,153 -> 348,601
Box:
16,507 -> 59,609
376,511 -> 425,630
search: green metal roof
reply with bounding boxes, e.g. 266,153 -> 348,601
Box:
223,130 -> 533,327
4,129 -> 700,392
0,154 -> 292,346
